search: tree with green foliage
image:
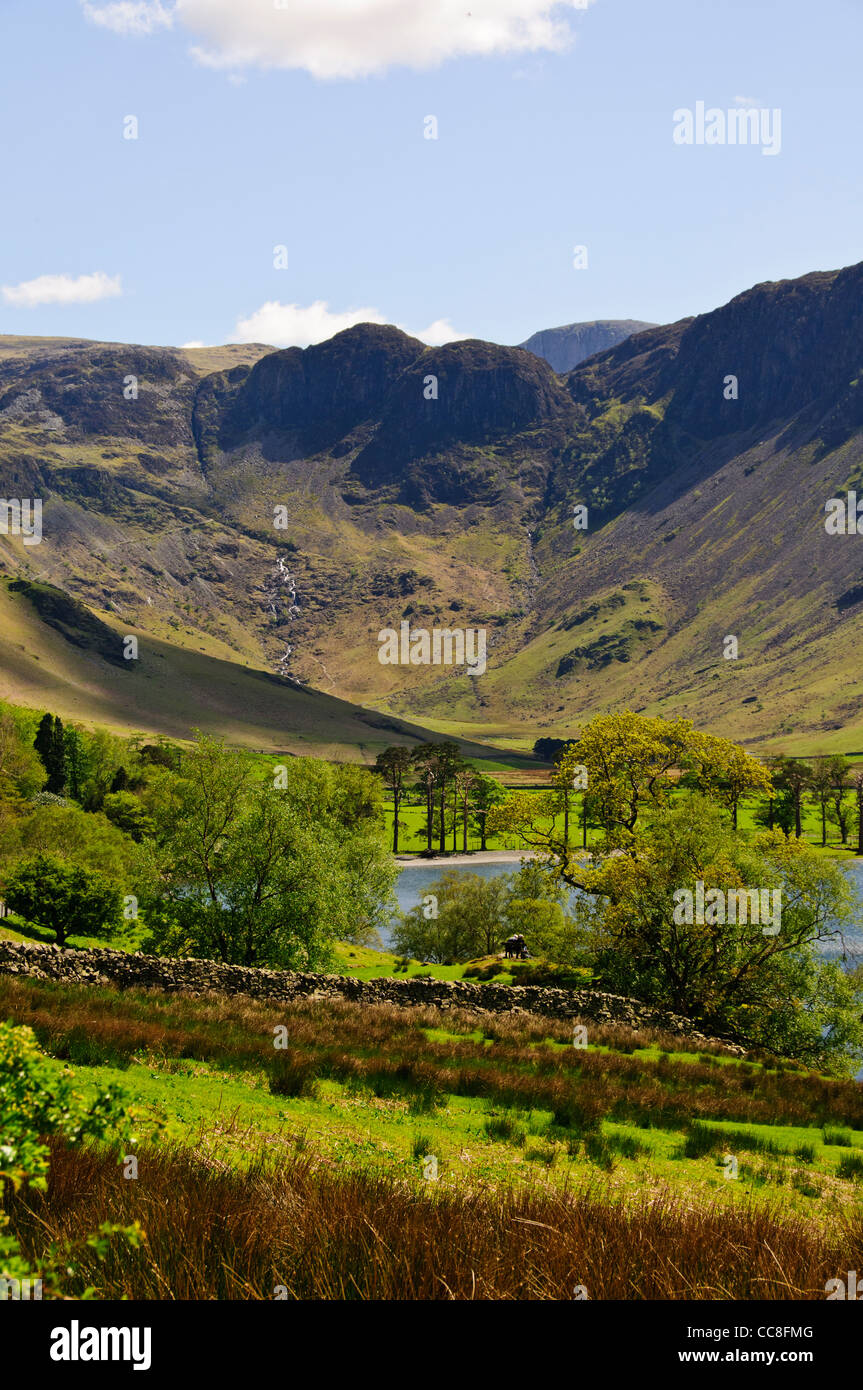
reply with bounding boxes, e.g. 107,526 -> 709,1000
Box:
410,744 -> 439,855
393,870 -> 509,962
770,756 -> 811,839
102,791 -> 155,843
146,736 -> 396,967
374,746 -> 412,854
854,768 -> 863,856
808,755 -> 835,848
826,755 -> 852,845
0,803 -> 145,887
0,707 -> 42,805
4,852 -> 123,947
33,713 -> 67,795
532,737 -> 569,763
572,797 -> 862,1070
77,727 -> 131,811
488,712 -> 862,1069
433,742 -> 463,855
470,773 -> 506,851
63,726 -> 88,802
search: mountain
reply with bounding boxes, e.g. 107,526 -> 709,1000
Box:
2,264 -> 863,756
518,319 -> 656,373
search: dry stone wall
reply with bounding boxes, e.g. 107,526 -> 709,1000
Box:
0,939 -> 745,1054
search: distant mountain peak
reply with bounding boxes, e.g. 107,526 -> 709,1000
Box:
519,319 -> 656,374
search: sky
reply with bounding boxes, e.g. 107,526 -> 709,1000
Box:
2,0 -> 862,351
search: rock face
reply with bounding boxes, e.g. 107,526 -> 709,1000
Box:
216,323 -> 426,457
350,339 -> 571,493
519,320 -> 656,374
0,940 -> 744,1054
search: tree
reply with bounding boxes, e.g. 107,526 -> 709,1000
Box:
78,727 -> 131,811
827,755 -> 852,845
691,739 -> 773,831
410,744 -> 439,855
4,853 -> 122,947
808,755 -> 834,848
146,737 -> 396,968
0,707 -> 42,801
854,769 -> 863,857
456,765 -> 478,853
63,727 -> 87,802
575,797 -> 862,1069
770,756 -> 810,839
434,742 -> 463,855
102,791 -> 155,844
374,746 -> 412,854
492,712 -> 769,869
503,858 -> 577,961
33,713 -> 66,795
393,871 -> 509,962
0,804 -> 144,886
487,712 -> 863,1068
470,773 -> 506,851
533,738 -> 569,763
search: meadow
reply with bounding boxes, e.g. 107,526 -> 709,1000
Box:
4,971 -> 863,1298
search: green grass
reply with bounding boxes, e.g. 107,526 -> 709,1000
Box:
44,1050 -> 861,1220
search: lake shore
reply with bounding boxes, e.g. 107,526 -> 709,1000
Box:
395,850 -> 541,868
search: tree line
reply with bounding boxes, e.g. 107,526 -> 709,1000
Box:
374,743 -> 506,855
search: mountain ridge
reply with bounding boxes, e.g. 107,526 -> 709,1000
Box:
2,263 -> 862,753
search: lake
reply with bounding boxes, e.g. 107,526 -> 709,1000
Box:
391,857 -> 863,962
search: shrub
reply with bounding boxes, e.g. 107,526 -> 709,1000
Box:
0,1020 -> 137,1295
268,1055 -> 320,1099
583,1133 -> 615,1171
485,1114 -> 526,1146
837,1152 -> 863,1182
822,1127 -> 854,1147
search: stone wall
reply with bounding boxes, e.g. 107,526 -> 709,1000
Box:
0,939 -> 745,1054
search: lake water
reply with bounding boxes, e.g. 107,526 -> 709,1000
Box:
391,858 -> 863,962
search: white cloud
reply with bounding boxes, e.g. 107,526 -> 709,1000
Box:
81,0 -> 596,79
417,317 -> 468,346
81,1 -> 174,36
234,300 -> 387,347
232,300 -> 468,348
1,272 -> 123,309
181,339 -> 206,348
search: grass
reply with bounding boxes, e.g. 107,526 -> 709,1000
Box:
5,964 -> 863,1298
8,1137 -> 862,1300
3,972 -> 863,1213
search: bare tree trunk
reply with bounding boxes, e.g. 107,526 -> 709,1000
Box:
426,779 -> 433,854
438,781 -> 446,855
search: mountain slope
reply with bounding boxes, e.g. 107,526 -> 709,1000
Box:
0,577 -> 512,761
2,267 -> 863,754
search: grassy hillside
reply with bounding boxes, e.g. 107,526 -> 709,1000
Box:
0,577 -> 514,760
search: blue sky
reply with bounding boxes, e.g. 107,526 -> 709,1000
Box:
2,0 -> 862,350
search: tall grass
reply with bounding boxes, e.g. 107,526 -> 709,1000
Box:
6,1138 -> 860,1300
2,975 -> 861,1131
